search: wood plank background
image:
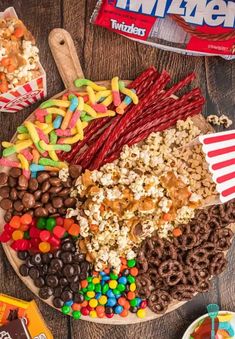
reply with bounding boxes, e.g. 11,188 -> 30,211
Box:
0,1 -> 235,338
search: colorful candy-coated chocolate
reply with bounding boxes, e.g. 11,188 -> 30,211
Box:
137,309 -> 146,318
61,305 -> 71,315
72,310 -> 81,319
65,300 -> 74,307
81,307 -> 90,316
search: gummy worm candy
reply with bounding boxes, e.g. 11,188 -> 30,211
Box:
49,131 -> 58,162
61,96 -> 78,130
74,78 -> 107,91
40,99 -> 70,109
17,133 -> 30,141
3,140 -> 33,157
96,110 -> 116,118
111,76 -> 121,106
2,141 -> 13,148
81,114 -> 93,122
119,81 -> 139,104
56,129 -> 76,137
30,164 -> 60,172
116,89 -> 136,114
39,140 -> 71,152
91,103 -> 107,113
59,133 -> 81,145
24,121 -> 45,155
101,94 -> 113,107
32,149 -> 40,164
38,158 -> 68,169
87,86 -> 96,104
53,115 -> 63,129
20,149 -> 33,161
45,114 -> 52,124
83,104 -> 97,117
17,154 -> 30,179
34,121 -> 48,130
76,119 -> 84,139
96,90 -> 112,102
35,109 -> 48,122
17,125 -> 28,134
36,128 -> 49,144
0,158 -> 21,168
43,124 -> 54,135
68,97 -> 84,129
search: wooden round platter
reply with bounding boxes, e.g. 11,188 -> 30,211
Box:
0,29 -> 232,324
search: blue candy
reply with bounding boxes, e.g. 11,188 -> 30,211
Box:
107,290 -> 115,298
69,96 -> 78,112
106,298 -> 116,307
100,281 -> 105,286
136,297 -> 142,307
102,275 -> 110,281
118,276 -> 127,285
95,292 -> 102,300
53,115 -> 63,129
114,294 -> 121,299
65,300 -> 73,307
100,271 -> 106,276
114,305 -> 123,314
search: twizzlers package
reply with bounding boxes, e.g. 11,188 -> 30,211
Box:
91,0 -> 235,59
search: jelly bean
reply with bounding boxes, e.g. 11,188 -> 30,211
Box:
106,298 -> 116,307
37,217 -> 46,229
3,140 -> 33,157
45,217 -> 56,231
111,76 -> 121,106
0,231 -> 11,243
127,259 -> 136,268
130,267 -> 138,277
137,309 -> 146,318
107,290 -> 115,298
40,99 -> 70,109
61,305 -> 70,314
65,300 -> 74,307
49,236 -> 60,247
72,303 -> 81,311
74,79 -> 106,91
68,223 -> 80,237
20,213 -> 32,225
127,275 -> 135,284
98,296 -> 107,305
9,216 -> 21,229
109,280 -> 118,290
114,305 -> 123,314
118,276 -> 127,285
81,307 -> 90,316
12,230 -> 24,241
0,158 -> 21,168
40,230 -> 51,242
39,241 -> 51,253
72,310 -> 81,320
89,299 -> 98,308
29,227 -> 41,238
53,225 -> 66,239
130,283 -> 136,292
140,300 -> 148,309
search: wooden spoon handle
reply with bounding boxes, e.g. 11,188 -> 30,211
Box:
48,28 -> 84,90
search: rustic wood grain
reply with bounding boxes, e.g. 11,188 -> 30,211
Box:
0,0 -> 234,338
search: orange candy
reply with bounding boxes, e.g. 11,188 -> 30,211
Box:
12,230 -> 24,241
20,213 -> 32,225
20,224 -> 29,232
123,301 -> 130,310
68,223 -> 80,236
118,297 -> 126,307
72,303 -> 81,311
80,280 -> 88,289
120,257 -> 127,265
97,312 -> 105,318
120,309 -> 128,317
130,267 -> 138,277
120,264 -> 127,271
96,305 -> 105,314
127,292 -> 135,300
39,241 -> 51,253
81,300 -> 88,307
9,216 -> 21,229
92,271 -> 99,277
103,268 -> 110,274
172,228 -> 182,237
63,218 -> 74,230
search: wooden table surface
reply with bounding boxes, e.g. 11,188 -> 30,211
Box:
0,1 -> 235,338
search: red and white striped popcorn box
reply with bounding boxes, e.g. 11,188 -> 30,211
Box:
0,7 -> 47,113
199,130 -> 235,203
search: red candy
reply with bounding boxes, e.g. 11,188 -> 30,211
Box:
140,300 -> 148,309
30,238 -> 41,250
4,223 -> 14,234
11,239 -> 29,251
53,226 -> 66,239
49,236 -> 60,247
56,217 -> 64,226
81,307 -> 90,316
106,313 -> 114,318
40,230 -> 51,242
29,227 -> 41,238
0,231 -> 11,243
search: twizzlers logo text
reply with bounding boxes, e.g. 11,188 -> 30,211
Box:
115,0 -> 235,27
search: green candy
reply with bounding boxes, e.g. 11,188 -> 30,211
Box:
72,310 -> 81,320
61,305 -> 70,314
37,217 -> 46,229
23,231 -> 30,239
95,284 -> 101,293
87,283 -> 95,291
110,272 -> 118,280
102,283 -> 109,294
45,114 -> 52,124
46,217 -> 56,231
81,114 -> 93,122
127,275 -> 135,284
113,288 -> 120,295
127,259 -> 136,268
82,288 -> 87,293
50,130 -> 57,144
17,125 -> 28,133
117,284 -> 125,292
87,277 -> 93,283
85,295 -> 91,301
130,298 -> 138,307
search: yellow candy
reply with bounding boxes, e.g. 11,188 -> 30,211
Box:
39,241 -> 51,253
98,296 -> 107,305
120,87 -> 139,105
95,90 -> 112,102
60,133 -> 81,145
92,277 -> 100,284
89,310 -> 97,318
89,299 -> 98,308
12,230 -> 24,241
84,104 -> 97,118
109,280 -> 118,289
78,97 -> 84,111
82,121 -> 88,128
24,121 -> 39,143
111,76 -> 119,92
35,121 -> 49,130
101,95 -> 113,107
46,107 -> 66,116
17,154 -> 29,170
137,309 -> 146,319
87,291 -> 95,298
49,150 -> 58,161
76,119 -> 84,140
41,99 -> 70,108
43,124 -> 54,135
130,283 -> 136,292
2,141 -> 13,148
17,133 -> 30,140
95,110 -> 116,119
87,86 -> 96,105
32,149 -> 40,164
